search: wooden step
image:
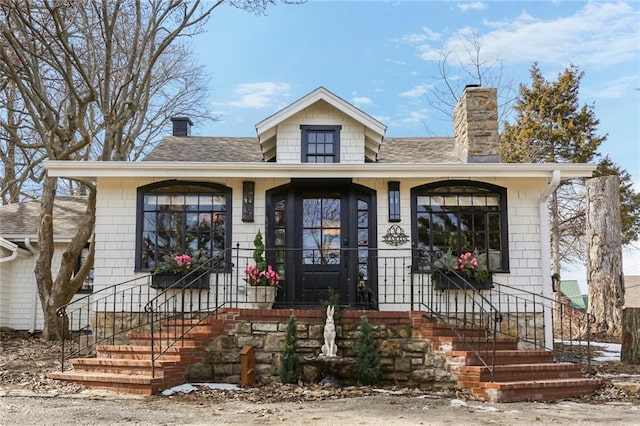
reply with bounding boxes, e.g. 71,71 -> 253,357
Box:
476,377 -> 605,403
458,362 -> 584,383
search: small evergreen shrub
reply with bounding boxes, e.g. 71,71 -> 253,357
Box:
279,314 -> 299,384
354,315 -> 381,386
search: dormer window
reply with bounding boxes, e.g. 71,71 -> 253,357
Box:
301,125 -> 341,163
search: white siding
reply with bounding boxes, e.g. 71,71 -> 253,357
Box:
0,243 -> 71,331
275,100 -> 366,164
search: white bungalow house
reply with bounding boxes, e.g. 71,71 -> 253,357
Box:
44,86 -> 594,318
39,86 -> 605,400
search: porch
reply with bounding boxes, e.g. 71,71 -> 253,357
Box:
49,247 -> 603,402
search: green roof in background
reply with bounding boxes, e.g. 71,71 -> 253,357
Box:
560,280 -> 588,310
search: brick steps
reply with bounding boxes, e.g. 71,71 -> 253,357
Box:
442,335 -> 603,402
414,322 -> 488,339
477,378 -> 605,402
458,362 -> 583,383
47,317 -> 223,395
449,349 -> 556,366
47,371 -> 165,396
69,358 -> 180,376
434,336 -> 519,352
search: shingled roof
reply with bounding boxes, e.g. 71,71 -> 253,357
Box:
0,196 -> 88,239
142,136 -> 459,163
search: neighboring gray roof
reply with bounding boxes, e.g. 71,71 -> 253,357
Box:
143,136 -> 459,163
142,136 -> 264,162
560,280 -> 588,310
0,196 -> 88,239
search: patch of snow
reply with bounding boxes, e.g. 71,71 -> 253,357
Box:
474,405 -> 500,412
162,383 -> 198,396
450,399 -> 468,407
161,383 -> 242,396
372,388 -> 403,395
556,340 -> 621,362
593,343 -> 621,362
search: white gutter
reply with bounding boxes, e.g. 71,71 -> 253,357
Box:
540,170 -> 561,350
24,238 -> 39,334
0,237 -> 19,263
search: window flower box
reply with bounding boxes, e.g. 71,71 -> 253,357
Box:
151,272 -> 210,289
433,272 -> 493,290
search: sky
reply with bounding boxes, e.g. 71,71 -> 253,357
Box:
190,0 -> 640,280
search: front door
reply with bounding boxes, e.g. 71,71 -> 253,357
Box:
266,180 -> 376,307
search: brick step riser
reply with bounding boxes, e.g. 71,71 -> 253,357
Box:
127,339 -> 206,348
479,384 -> 603,403
161,320 -> 224,328
128,331 -> 219,341
454,355 -> 555,366
440,342 -> 519,352
149,325 -> 226,335
458,369 -> 584,384
415,330 -> 488,339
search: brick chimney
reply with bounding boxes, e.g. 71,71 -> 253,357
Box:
453,85 -> 500,163
171,116 -> 193,137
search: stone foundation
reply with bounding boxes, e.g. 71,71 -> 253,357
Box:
187,309 -> 454,389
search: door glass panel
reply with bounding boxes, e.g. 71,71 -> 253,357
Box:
302,194 -> 341,265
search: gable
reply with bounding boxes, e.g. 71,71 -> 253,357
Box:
255,87 -> 386,163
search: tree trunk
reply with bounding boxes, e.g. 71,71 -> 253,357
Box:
621,308 -> 640,364
35,176 -> 96,340
586,176 -> 624,336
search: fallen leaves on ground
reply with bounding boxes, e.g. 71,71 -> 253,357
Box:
1,329 -> 639,404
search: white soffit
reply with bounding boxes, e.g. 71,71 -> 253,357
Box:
45,161 -> 597,180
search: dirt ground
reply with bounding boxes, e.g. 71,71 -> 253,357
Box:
1,331 -> 640,425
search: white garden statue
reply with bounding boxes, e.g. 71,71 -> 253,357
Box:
321,305 -> 338,358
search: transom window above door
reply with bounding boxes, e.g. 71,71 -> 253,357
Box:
301,125 -> 341,163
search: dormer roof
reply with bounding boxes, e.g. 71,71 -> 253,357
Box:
255,87 -> 387,162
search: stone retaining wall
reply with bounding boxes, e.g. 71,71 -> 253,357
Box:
187,309 -> 454,389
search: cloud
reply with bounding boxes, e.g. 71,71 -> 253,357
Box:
352,96 -> 373,106
417,3 -> 639,68
225,82 -> 291,109
394,26 -> 441,45
582,75 -> 638,100
399,108 -> 430,124
399,84 -> 431,98
457,2 -> 486,12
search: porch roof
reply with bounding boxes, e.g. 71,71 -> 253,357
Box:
45,161 -> 596,180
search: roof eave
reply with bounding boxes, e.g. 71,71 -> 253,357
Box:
45,161 -> 597,180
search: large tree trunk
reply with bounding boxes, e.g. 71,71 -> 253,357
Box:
586,176 -> 624,336
35,176 -> 96,340
621,308 -> 640,364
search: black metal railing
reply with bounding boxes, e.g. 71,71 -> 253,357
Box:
56,246 -> 594,378
485,281 -> 595,370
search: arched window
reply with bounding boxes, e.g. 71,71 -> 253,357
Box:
135,181 -> 232,271
411,180 -> 509,272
